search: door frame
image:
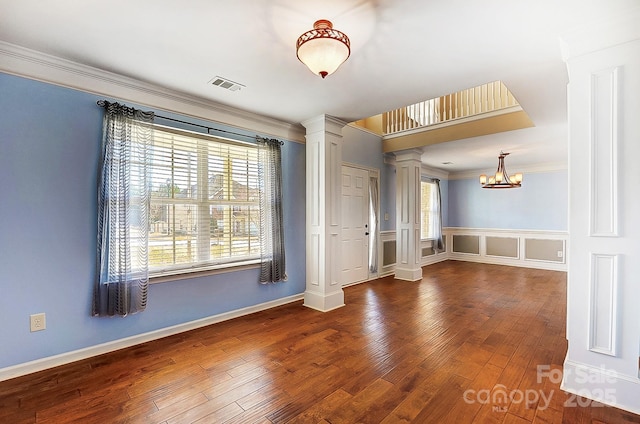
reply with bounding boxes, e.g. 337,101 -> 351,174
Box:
342,162 -> 381,285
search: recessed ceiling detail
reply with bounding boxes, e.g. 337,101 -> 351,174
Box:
209,76 -> 245,92
351,81 -> 534,154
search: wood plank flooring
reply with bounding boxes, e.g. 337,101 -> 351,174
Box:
2,261 -> 639,423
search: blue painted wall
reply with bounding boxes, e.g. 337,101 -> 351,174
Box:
0,72 -> 306,369
0,70 -> 566,371
341,123 -> 450,231
341,126 -> 453,231
448,171 -> 568,230
342,125 -> 396,231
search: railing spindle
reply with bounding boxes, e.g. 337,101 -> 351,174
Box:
482,84 -> 487,113
455,92 -> 459,119
402,107 -> 406,131
490,82 -> 495,111
465,89 -> 469,117
475,86 -> 478,113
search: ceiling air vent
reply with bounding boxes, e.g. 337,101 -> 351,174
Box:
209,76 -> 245,92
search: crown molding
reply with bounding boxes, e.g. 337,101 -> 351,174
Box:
0,41 -> 306,143
301,114 -> 349,137
448,161 -> 567,180
383,153 -> 563,180
422,164 -> 449,180
559,6 -> 640,62
383,153 -> 457,180
345,122 -> 383,138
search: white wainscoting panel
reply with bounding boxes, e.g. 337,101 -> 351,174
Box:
378,228 -> 567,274
400,228 -> 409,264
452,234 -> 481,255
309,234 -> 320,286
588,253 -> 619,356
448,228 -> 567,271
380,231 -> 397,276
589,67 -> 619,237
400,167 -> 409,224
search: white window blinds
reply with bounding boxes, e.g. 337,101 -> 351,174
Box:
148,125 -> 261,276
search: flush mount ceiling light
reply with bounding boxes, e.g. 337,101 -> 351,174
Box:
296,19 -> 350,79
479,151 -> 523,189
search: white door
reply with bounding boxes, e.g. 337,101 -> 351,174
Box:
340,165 -> 370,285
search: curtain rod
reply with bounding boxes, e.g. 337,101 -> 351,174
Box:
96,100 -> 283,145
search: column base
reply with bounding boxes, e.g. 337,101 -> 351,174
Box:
303,289 -> 345,312
562,360 -> 640,415
395,267 -> 423,281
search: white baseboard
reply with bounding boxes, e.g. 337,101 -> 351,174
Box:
0,293 -> 304,382
421,254 -> 448,267
561,360 -> 640,415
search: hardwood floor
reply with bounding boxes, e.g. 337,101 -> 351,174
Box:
2,261 -> 639,423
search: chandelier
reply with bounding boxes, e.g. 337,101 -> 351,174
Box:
296,19 -> 350,79
479,151 -> 523,189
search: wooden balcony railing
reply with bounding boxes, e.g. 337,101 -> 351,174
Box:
383,81 -> 519,135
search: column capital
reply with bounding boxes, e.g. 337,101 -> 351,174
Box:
301,114 -> 348,136
394,149 -> 423,163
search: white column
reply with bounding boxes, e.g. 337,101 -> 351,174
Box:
394,149 -> 423,281
561,8 -> 640,414
302,115 -> 346,312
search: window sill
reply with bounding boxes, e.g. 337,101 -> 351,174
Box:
150,259 -> 261,284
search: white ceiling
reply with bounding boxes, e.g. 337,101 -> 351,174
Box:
0,0 -> 636,172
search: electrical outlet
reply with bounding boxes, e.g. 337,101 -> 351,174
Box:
30,313 -> 46,332
557,251 -> 563,258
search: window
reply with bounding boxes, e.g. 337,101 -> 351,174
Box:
148,126 -> 261,276
421,180 -> 438,239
